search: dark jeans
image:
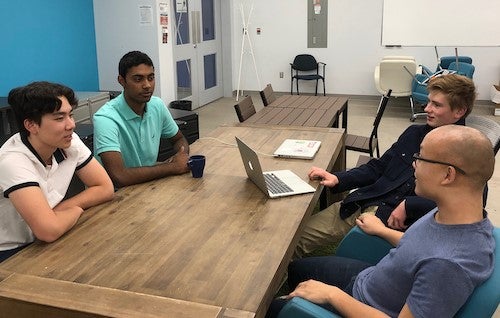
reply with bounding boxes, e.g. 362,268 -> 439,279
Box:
266,256 -> 372,318
0,244 -> 29,263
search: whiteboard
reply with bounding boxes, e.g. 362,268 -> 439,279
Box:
382,0 -> 500,46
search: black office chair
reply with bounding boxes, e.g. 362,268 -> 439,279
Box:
290,54 -> 326,96
345,89 -> 392,158
234,95 -> 256,123
65,123 -> 95,199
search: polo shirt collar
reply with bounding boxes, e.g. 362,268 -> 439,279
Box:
20,133 -> 67,167
116,94 -> 148,121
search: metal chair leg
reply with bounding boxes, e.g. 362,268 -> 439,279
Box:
409,96 -> 426,122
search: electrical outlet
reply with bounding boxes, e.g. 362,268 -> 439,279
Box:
279,72 -> 284,78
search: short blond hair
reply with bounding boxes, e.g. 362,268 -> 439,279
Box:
427,74 -> 476,118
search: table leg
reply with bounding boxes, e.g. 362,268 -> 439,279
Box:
342,102 -> 348,132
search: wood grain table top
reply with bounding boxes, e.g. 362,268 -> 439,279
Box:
0,124 -> 345,318
243,95 -> 348,129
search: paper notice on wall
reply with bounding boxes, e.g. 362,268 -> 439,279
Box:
162,27 -> 168,44
313,0 -> 321,14
159,2 -> 168,26
159,3 -> 169,43
176,0 -> 187,13
139,5 -> 153,26
159,2 -> 168,14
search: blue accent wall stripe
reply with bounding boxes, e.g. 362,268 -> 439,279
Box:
0,0 -> 98,96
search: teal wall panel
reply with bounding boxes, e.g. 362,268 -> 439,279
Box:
0,0 -> 98,96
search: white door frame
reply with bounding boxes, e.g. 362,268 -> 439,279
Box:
173,0 -> 223,109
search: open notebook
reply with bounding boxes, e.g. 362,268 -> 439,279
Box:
273,139 -> 321,159
235,137 -> 316,198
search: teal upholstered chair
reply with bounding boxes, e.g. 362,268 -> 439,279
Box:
438,56 -> 473,71
411,73 -> 430,106
277,297 -> 339,318
448,61 -> 475,78
419,56 -> 473,76
409,73 -> 430,121
278,227 -> 500,318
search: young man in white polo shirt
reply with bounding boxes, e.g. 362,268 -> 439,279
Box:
0,81 -> 114,262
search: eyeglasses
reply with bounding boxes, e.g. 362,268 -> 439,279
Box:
412,153 -> 466,175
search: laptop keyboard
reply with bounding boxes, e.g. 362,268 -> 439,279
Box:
264,173 -> 293,194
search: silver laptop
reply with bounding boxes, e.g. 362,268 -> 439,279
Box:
273,139 -> 321,159
235,137 -> 316,198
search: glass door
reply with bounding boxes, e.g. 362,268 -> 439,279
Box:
173,0 -> 223,109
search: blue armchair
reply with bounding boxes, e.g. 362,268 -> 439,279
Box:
448,61 -> 475,78
411,73 -> 431,107
438,56 -> 473,71
278,227 -> 500,318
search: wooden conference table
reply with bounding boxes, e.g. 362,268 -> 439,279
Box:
243,95 -> 349,130
0,124 -> 345,318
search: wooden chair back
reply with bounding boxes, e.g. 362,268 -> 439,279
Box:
259,84 -> 276,106
234,95 -> 256,122
345,89 -> 391,158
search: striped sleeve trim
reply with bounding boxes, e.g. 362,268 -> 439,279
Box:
4,182 -> 40,198
76,154 -> 93,171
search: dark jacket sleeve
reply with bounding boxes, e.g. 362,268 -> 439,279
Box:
332,125 -> 423,194
405,196 -> 436,223
332,155 -> 390,193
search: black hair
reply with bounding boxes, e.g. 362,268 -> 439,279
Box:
118,51 -> 154,78
7,81 -> 78,135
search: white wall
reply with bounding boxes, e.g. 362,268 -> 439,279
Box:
93,0 -> 176,103
382,0 -> 500,47
230,0 -> 500,100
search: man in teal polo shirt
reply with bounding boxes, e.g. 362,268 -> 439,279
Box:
93,51 -> 190,187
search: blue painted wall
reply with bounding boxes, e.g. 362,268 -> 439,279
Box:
0,1 -> 98,96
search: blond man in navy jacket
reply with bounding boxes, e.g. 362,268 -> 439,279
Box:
296,74 -> 477,257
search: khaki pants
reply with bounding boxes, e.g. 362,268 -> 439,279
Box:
294,203 -> 377,258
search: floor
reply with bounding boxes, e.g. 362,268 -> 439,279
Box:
196,92 -> 500,227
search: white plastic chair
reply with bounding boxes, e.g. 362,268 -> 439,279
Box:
374,58 -> 416,96
374,57 -> 424,121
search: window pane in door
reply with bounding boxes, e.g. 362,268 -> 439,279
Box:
174,1 -> 190,45
204,54 -> 216,89
201,0 -> 215,41
176,59 -> 192,99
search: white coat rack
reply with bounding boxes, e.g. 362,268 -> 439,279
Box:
236,1 -> 261,101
